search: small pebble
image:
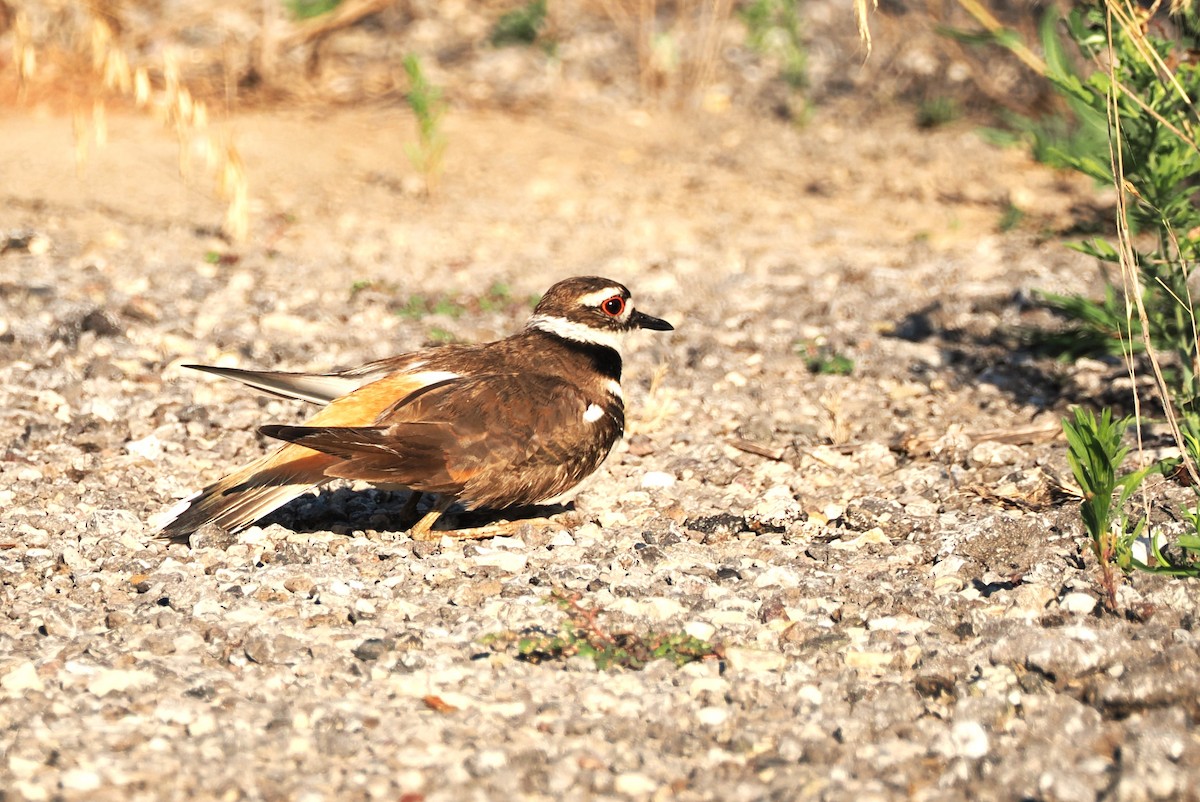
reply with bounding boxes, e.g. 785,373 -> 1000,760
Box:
640,471 -> 676,489
1,662 -> 44,694
614,772 -> 659,796
1061,592 -> 1098,615
950,720 -> 990,759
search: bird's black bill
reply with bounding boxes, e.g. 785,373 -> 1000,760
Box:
631,310 -> 674,331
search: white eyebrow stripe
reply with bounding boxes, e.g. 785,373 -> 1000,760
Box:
526,314 -> 624,350
606,379 -> 623,398
576,287 -> 625,307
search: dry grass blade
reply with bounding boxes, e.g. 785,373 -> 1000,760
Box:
14,10 -> 36,98
727,438 -> 786,461
592,0 -> 733,102
679,0 -> 733,100
1102,2 -> 1200,490
27,11 -> 251,241
953,0 -> 1046,75
853,0 -> 877,56
972,423 -> 1063,446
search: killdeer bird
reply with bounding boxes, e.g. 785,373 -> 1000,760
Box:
155,276 -> 673,542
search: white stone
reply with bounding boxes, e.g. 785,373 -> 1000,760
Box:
867,615 -> 932,634
547,530 -> 575,547
753,565 -> 802,589
724,647 -> 786,672
797,684 -> 824,706
60,769 -> 103,792
7,755 -> 41,779
354,598 -> 377,616
125,434 -> 164,461
614,772 -> 659,796
684,621 -> 717,642
822,503 -> 845,521
473,551 -> 527,573
640,471 -> 676,489
697,706 -> 729,726
750,485 -> 802,528
950,720 -> 990,759
1,662 -> 43,694
969,441 -> 1026,466
609,596 -> 686,621
1061,592 -> 1098,615
188,714 -> 218,737
11,781 -> 48,802
829,528 -> 890,550
474,749 -> 508,771
87,668 -> 156,697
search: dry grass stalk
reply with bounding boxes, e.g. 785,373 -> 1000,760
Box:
592,0 -> 733,103
55,14 -> 251,240
953,0 -> 1046,76
13,10 -> 36,99
595,0 -> 657,94
854,0 -> 877,55
1103,1 -> 1200,489
678,0 -> 733,101
218,134 -> 249,242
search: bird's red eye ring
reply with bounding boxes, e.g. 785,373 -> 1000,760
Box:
602,296 -> 625,317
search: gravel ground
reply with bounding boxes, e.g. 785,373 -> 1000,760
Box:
4,6 -> 1200,800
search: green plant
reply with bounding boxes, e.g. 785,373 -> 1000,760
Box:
966,3 -> 1200,588
1002,8 -> 1200,394
916,96 -> 960,129
478,282 -> 512,312
402,54 -> 446,195
284,0 -> 341,20
491,0 -> 548,47
349,279 -> 375,297
944,8 -> 1109,171
997,202 -> 1024,233
796,339 -> 853,375
431,297 -> 465,318
394,295 -> 429,319
1028,280 -> 1140,360
394,293 -> 467,320
1062,408 -> 1161,604
739,0 -> 807,90
485,592 -> 721,670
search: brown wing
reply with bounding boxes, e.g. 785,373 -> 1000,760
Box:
260,373 -> 624,508
155,369 -> 460,539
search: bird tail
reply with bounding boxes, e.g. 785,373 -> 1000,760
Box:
152,446 -> 337,542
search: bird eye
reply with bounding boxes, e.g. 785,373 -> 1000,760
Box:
602,296 -> 625,317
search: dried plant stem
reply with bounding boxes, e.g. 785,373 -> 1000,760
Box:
1103,2 -> 1200,489
65,14 -> 251,241
854,0 -> 877,56
594,0 -> 732,101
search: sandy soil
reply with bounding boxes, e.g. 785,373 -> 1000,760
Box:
3,13 -> 1200,801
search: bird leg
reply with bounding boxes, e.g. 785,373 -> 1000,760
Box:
399,490 -> 424,522
408,495 -> 455,541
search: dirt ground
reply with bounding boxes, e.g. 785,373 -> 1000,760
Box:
4,3 -> 1200,801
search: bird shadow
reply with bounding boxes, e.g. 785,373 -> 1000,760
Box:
261,484 -> 574,537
